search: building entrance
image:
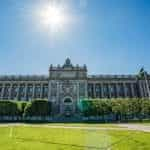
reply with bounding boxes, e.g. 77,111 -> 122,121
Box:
63,97 -> 73,117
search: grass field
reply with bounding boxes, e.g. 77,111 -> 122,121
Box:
0,123 -> 150,150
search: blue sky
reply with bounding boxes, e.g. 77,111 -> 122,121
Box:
0,0 -> 150,75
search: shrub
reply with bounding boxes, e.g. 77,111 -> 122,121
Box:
16,101 -> 28,116
23,100 -> 51,117
0,101 -> 20,116
79,98 -> 150,121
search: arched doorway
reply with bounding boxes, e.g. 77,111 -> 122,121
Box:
63,97 -> 73,117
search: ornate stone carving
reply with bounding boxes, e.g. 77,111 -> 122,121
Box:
61,81 -> 75,96
63,58 -> 72,68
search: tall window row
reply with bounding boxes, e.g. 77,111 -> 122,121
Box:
88,83 -> 140,99
0,83 -> 48,101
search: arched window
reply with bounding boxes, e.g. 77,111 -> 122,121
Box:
64,98 -> 72,103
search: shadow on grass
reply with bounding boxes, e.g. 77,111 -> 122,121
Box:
15,137 -> 103,150
14,132 -> 148,150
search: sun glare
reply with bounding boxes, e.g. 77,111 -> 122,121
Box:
39,5 -> 67,32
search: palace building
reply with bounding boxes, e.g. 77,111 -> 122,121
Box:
0,58 -> 149,115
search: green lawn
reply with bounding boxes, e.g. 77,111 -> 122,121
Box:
0,124 -> 150,150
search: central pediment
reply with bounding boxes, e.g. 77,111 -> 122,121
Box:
63,58 -> 73,68
49,58 -> 87,79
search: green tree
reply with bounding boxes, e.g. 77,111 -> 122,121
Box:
23,100 -> 51,118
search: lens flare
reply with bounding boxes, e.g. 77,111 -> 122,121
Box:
38,4 -> 67,32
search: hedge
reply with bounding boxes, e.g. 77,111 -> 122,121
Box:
0,100 -> 51,121
23,100 -> 52,118
79,98 -> 150,121
0,98 -> 150,122
0,100 -> 25,116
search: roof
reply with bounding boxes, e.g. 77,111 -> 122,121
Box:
88,74 -> 137,80
0,75 -> 49,81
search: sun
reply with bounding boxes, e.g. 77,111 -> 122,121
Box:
39,5 -> 67,32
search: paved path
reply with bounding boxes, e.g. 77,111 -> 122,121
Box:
0,123 -> 150,132
118,124 -> 150,132
0,123 -> 122,130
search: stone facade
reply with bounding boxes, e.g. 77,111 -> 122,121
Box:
0,58 -> 150,115
49,58 -> 87,115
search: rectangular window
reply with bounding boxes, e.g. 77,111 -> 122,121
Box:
118,83 -> 124,97
103,84 -> 109,98
95,84 -> 101,98
88,84 -> 94,98
126,83 -> 132,98
110,84 -> 116,98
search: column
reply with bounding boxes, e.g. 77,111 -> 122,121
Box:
93,83 -> 96,98
77,82 -> 79,100
144,80 -> 148,98
24,84 -> 28,101
57,82 -> 59,101
9,83 -> 13,100
17,84 -> 20,100
116,83 -> 119,98
131,83 -> 135,98
1,84 -> 5,99
40,83 -> 43,99
142,81 -> 146,97
108,84 -> 111,98
139,81 -> 143,98
100,83 -> 104,98
85,81 -> 88,98
48,82 -> 51,101
123,82 -> 127,98
32,84 -> 35,100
